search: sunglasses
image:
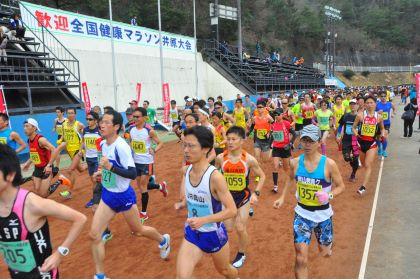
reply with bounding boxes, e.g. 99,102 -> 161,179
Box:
257,106 -> 264,109
282,102 -> 288,105
215,107 -> 222,109
86,118 -> 94,121
132,115 -> 141,119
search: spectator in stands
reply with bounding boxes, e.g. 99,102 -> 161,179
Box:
242,51 -> 250,63
9,14 -> 25,40
256,40 -> 262,59
292,56 -> 298,64
130,16 -> 138,26
143,100 -> 157,127
0,28 -> 8,64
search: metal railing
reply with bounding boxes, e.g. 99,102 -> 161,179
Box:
313,63 -> 418,73
6,0 -> 81,97
0,55 -> 79,89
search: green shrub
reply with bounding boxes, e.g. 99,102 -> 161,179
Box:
342,69 -> 356,79
361,70 -> 370,77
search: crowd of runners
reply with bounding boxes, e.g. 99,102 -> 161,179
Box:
0,84 -> 412,279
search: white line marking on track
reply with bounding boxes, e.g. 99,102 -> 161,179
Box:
358,157 -> 385,279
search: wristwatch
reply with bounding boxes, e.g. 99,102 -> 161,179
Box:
328,192 -> 334,200
254,190 -> 261,197
58,246 -> 70,256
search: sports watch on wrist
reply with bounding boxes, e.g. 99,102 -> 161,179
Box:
58,246 -> 70,256
254,190 -> 261,197
328,192 -> 334,200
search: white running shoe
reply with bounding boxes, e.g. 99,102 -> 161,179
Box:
232,253 -> 246,268
159,234 -> 171,259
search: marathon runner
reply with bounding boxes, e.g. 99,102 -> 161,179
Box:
314,100 -> 333,155
81,111 -> 101,208
0,113 -> 26,153
176,126 -> 238,279
128,107 -> 168,222
52,106 -> 66,168
57,108 -> 85,199
332,95 -> 347,151
271,108 -> 293,193
21,118 -> 70,198
250,100 -> 273,162
273,124 -> 345,278
170,100 -> 182,139
337,99 -> 360,182
0,143 -> 86,279
212,112 -> 227,156
215,126 -> 265,269
291,96 -> 304,149
232,99 -> 249,130
375,91 -> 396,157
300,93 -> 316,127
90,110 -> 170,279
352,96 -> 386,195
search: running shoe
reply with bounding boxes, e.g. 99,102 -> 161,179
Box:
85,199 -> 94,208
159,234 -> 171,259
94,273 -> 107,279
382,151 -> 388,158
149,175 -> 156,184
349,174 -> 356,182
58,175 -> 72,189
357,186 -> 366,196
59,190 -> 72,199
232,252 -> 246,268
255,176 -> 260,183
249,207 -> 254,217
377,148 -> 383,156
101,231 -> 113,243
272,185 -> 278,193
140,212 -> 149,223
160,181 -> 168,197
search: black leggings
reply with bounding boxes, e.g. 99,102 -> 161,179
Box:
403,119 -> 414,137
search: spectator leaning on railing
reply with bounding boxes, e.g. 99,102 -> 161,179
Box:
0,28 -> 8,64
9,13 -> 25,40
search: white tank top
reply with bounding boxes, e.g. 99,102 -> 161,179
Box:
129,125 -> 153,164
185,165 -> 222,232
170,108 -> 179,122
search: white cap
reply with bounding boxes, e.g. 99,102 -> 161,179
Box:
350,99 -> 357,104
186,98 -> 193,102
25,118 -> 41,131
317,95 -> 323,99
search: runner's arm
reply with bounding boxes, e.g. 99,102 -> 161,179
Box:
27,193 -> 87,271
391,103 -> 396,117
327,159 -> 345,198
149,129 -> 163,153
38,137 -> 59,167
352,113 -> 362,137
378,116 -> 386,138
248,155 -> 265,193
224,112 -> 235,123
273,157 -> 297,208
101,156 -> 137,180
175,166 -> 188,209
11,132 -> 27,154
219,127 -> 227,146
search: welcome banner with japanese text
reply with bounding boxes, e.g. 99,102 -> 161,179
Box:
20,1 -> 196,53
82,82 -> 91,114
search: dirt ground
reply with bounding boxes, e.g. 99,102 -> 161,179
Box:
336,72 -> 414,87
0,137 -> 380,279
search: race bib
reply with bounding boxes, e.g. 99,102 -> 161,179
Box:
361,124 -> 376,137
187,201 -> 213,229
345,125 -> 353,135
304,111 -> 314,119
132,140 -> 147,154
319,116 -> 330,127
256,129 -> 268,140
29,152 -> 41,165
224,173 -> 246,191
382,112 -> 389,120
272,131 -> 285,142
170,113 -> 178,120
0,240 -> 37,273
0,137 -> 6,145
101,169 -> 116,189
335,113 -> 343,124
84,137 -> 97,150
297,181 -> 322,206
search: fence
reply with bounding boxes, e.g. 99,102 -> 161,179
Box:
313,63 -> 419,73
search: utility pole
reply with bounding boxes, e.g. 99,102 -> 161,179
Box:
237,0 -> 242,63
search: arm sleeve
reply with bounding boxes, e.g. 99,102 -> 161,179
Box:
111,166 -> 137,180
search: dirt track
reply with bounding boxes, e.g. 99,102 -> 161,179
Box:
0,137 -> 380,278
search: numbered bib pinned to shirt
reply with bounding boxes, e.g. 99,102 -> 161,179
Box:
84,137 -> 97,150
272,131 -> 285,142
101,169 -> 116,189
131,140 -> 147,154
297,181 -> 322,206
0,240 -> 37,273
0,137 -> 7,145
361,124 -> 376,137
29,152 -> 41,165
224,173 -> 246,191
256,129 -> 268,140
382,112 -> 389,120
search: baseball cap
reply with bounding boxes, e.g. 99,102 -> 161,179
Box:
349,99 -> 357,104
129,100 -> 138,105
300,124 -> 320,142
24,118 -> 41,131
125,108 -> 134,115
186,98 -> 193,102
